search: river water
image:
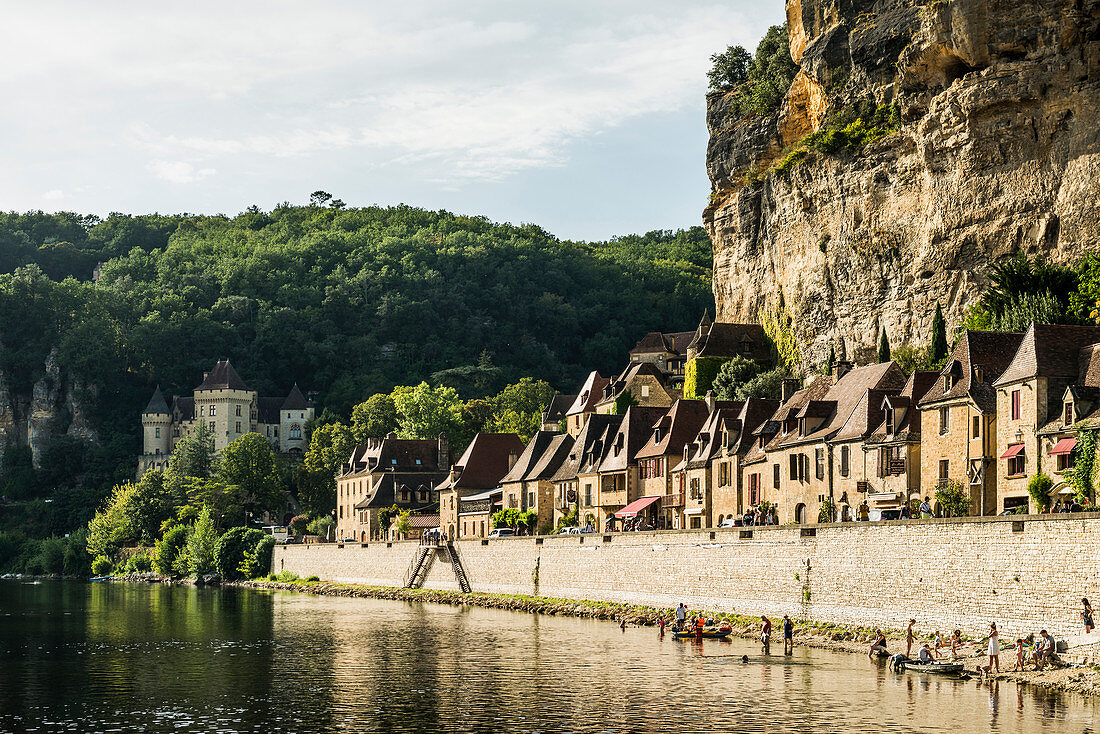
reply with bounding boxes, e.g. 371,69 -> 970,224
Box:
1,581 -> 1097,733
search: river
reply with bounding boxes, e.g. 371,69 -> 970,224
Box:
1,580 -> 1096,733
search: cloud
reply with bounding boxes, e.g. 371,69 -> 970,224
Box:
147,160 -> 216,184
42,189 -> 65,201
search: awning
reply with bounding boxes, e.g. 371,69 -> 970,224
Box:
1000,443 -> 1025,459
1050,437 -> 1077,456
614,495 -> 662,518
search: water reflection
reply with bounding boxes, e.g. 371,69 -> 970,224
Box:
1,581 -> 1097,733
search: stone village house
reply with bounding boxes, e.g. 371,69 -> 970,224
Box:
498,431 -> 574,534
437,432 -> 526,539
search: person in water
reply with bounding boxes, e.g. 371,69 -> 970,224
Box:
983,622 -> 1001,673
694,615 -> 706,640
782,615 -> 794,654
760,615 -> 772,650
906,619 -> 916,658
675,603 -> 687,631
950,630 -> 962,659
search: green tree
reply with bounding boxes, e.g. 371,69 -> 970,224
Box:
878,328 -> 891,363
485,377 -> 555,441
187,506 -> 218,576
213,526 -> 266,580
170,419 -> 217,479
1027,472 -> 1053,513
726,25 -> 799,118
734,368 -> 787,400
392,382 -> 464,441
391,509 -> 412,538
707,45 -> 752,91
711,356 -> 761,400
930,303 -> 949,363
351,393 -> 398,442
934,480 -> 972,517
153,524 -> 189,577
302,421 -> 355,480
218,433 -> 284,525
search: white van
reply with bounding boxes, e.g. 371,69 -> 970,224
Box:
262,525 -> 290,542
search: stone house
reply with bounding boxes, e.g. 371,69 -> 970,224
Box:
498,431 -> 574,534
335,434 -> 449,542
550,413 -> 623,529
138,360 -> 314,477
592,405 -> 668,531
594,362 -> 679,414
563,371 -> 608,437
916,330 -> 1025,515
766,360 -> 907,524
992,324 -> 1100,512
1038,344 -> 1100,493
635,399 -> 712,505
627,330 -> 695,384
862,371 -> 940,514
540,394 -> 576,432
387,513 -> 440,541
437,432 -> 526,539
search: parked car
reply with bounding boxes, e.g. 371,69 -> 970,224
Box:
869,508 -> 903,521
717,517 -> 742,528
488,528 -> 515,538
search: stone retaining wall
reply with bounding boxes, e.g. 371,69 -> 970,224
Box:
273,514 -> 1100,638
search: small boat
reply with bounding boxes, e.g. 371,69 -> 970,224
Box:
89,576 -> 113,582
903,661 -> 964,675
673,628 -> 733,639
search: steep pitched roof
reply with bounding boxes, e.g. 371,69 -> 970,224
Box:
867,370 -> 940,444
994,324 -> 1100,387
679,406 -> 743,470
257,397 -> 283,424
341,436 -> 447,477
635,399 -> 713,459
687,322 -> 771,362
195,360 -> 251,392
831,388 -> 894,443
281,384 -> 310,410
779,363 -> 906,447
436,433 -> 526,492
500,431 -> 560,484
550,414 -> 623,483
143,386 -> 169,415
598,406 -> 669,472
173,396 -> 195,421
599,361 -> 672,404
542,394 -> 576,425
629,330 -> 695,356
566,371 -> 609,415
527,433 -> 574,480
918,330 -> 1024,412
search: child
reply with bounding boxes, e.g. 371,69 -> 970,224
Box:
934,630 -> 945,654
951,630 -> 961,660
1013,638 -> 1025,671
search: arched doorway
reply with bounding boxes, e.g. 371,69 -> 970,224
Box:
448,524 -> 455,541
795,503 -> 807,525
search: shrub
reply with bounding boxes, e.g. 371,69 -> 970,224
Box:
239,535 -> 275,580
306,516 -> 334,538
305,575 -> 319,582
934,480 -> 972,517
153,525 -> 189,577
1028,472 -> 1054,512
289,514 -> 309,535
91,555 -> 113,576
127,553 -> 153,573
187,507 -> 219,576
214,526 -> 266,581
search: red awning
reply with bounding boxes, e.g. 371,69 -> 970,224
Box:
1000,443 -> 1025,459
614,495 -> 662,518
1050,437 -> 1077,456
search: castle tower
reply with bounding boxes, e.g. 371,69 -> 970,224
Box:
139,386 -> 172,476
279,383 -> 313,453
193,360 -> 257,452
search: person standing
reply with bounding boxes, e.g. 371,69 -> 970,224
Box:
1082,598 -> 1094,633
760,615 -> 772,652
950,630 -> 962,660
984,622 -> 1001,673
1013,638 -> 1025,671
919,497 -> 932,519
906,619 -> 917,658
783,615 -> 794,654
675,603 -> 687,631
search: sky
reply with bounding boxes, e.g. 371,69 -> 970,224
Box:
0,1 -> 784,241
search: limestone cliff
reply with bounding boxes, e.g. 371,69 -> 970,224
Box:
704,0 -> 1100,369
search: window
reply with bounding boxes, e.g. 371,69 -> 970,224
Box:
415,458 -> 422,465
209,405 -> 216,417
749,473 -> 759,505
840,446 -> 849,477
273,427 -> 278,437
1057,451 -> 1076,473
155,427 -> 160,439
235,405 -> 242,417
943,374 -> 952,391
815,448 -> 825,480
1011,390 -> 1021,420
585,484 -> 592,506
789,454 -> 798,481
200,406 -> 205,417
773,464 -> 780,489
799,454 -> 809,483
884,408 -> 893,435
339,506 -> 343,518
972,416 -> 980,439
235,421 -> 241,433
690,516 -> 702,529
641,385 -> 650,398
938,459 -> 949,482
1008,452 -> 1025,477
719,462 -> 730,486
939,407 -> 949,435
1065,403 -> 1074,426
289,424 -> 302,440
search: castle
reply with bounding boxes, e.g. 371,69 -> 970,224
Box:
137,360 -> 314,477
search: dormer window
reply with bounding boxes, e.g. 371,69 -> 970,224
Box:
943,374 -> 953,391
1065,402 -> 1074,426
885,408 -> 893,435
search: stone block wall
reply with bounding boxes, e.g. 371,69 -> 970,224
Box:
273,514 -> 1100,638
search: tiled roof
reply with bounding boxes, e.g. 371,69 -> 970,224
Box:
866,370 -> 940,444
500,431 -> 560,484
635,399 -> 712,459
599,361 -> 671,404
408,514 -> 440,529
526,433 -> 574,481
566,371 -> 608,415
679,406 -> 743,469
173,396 -> 195,421
281,384 -> 310,410
435,433 -> 526,492
143,386 -> 169,415
831,388 -> 895,443
542,394 -> 576,424
918,331 -> 1025,413
687,322 -> 771,362
195,360 -> 251,392
995,324 -> 1100,386
257,397 -> 284,424
598,406 -> 670,473
549,414 -> 623,483
341,436 -> 447,477
779,362 -> 906,447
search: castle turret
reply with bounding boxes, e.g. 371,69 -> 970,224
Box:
139,386 -> 172,476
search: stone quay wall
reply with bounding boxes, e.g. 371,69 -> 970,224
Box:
273,514 -> 1100,638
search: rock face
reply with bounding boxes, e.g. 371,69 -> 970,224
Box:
705,0 -> 1100,369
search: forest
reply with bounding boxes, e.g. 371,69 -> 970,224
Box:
0,203 -> 714,566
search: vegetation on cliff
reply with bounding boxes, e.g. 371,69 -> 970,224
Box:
708,24 -> 798,118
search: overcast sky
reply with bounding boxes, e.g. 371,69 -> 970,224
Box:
0,1 -> 783,241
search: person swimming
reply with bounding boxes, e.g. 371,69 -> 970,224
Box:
741,655 -> 749,663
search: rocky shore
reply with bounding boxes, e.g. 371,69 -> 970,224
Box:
234,578 -> 1100,698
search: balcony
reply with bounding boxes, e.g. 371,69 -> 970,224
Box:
662,491 -> 685,508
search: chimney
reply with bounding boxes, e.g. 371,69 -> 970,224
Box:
705,390 -> 716,413
508,449 -> 518,470
437,432 -> 449,469
781,378 -> 801,403
835,360 -> 852,379
972,364 -> 984,383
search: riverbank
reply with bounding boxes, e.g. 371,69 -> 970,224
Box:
234,578 -> 1100,698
